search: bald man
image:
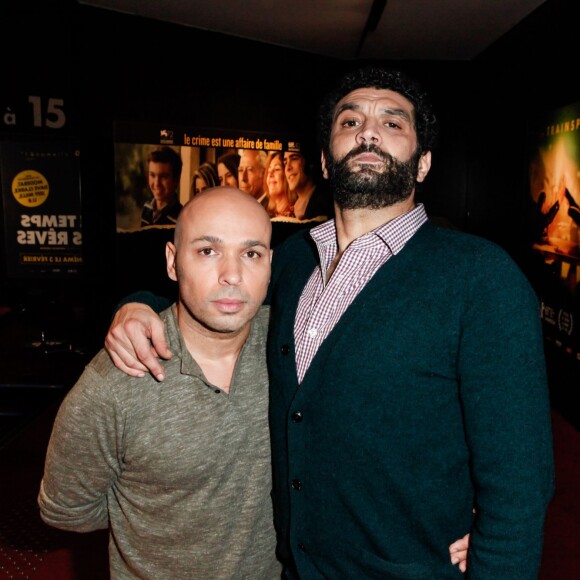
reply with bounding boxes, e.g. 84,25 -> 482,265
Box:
38,188 -> 281,579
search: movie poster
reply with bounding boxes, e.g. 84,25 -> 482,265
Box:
0,140 -> 82,279
529,101 -> 580,362
112,122 -> 331,300
114,121 -> 331,229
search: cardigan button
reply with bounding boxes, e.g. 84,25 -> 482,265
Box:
281,344 -> 290,355
291,411 -> 303,422
291,479 -> 303,491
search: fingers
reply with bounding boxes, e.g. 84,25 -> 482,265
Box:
449,532 -> 470,573
450,547 -> 468,570
105,327 -> 149,376
107,348 -> 147,379
123,317 -> 170,381
104,303 -> 172,381
132,338 -> 167,382
148,316 -> 173,361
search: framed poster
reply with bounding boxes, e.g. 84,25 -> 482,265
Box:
113,121 -> 317,229
528,101 -> 580,363
112,121 -> 331,300
0,140 -> 82,279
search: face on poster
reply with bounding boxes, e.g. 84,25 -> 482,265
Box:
113,123 -> 331,233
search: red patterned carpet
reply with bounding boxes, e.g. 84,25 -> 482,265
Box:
0,405 -> 107,579
538,409 -> 580,579
0,404 -> 578,579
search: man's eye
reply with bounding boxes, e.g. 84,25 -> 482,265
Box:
199,248 -> 215,256
246,250 -> 261,259
342,119 -> 359,127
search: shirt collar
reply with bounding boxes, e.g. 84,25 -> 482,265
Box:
310,203 -> 428,256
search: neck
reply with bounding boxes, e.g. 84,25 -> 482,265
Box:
273,194 -> 290,213
155,194 -> 175,211
177,305 -> 251,393
333,196 -> 416,253
295,182 -> 315,199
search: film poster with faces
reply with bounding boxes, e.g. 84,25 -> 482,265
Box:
112,121 -> 322,299
113,121 -> 307,232
0,140 -> 82,279
529,100 -> 580,363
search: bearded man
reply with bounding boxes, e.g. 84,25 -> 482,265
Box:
104,66 -> 554,580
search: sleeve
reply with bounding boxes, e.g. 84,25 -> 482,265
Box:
458,246 -> 555,578
115,290 -> 172,315
38,362 -> 124,532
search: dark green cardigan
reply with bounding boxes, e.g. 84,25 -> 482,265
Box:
267,221 -> 554,579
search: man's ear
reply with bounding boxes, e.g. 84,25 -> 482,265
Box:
416,151 -> 432,183
166,242 -> 178,282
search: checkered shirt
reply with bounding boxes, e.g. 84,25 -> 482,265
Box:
294,203 -> 428,383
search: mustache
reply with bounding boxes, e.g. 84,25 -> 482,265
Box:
341,143 -> 391,165
210,291 -> 246,300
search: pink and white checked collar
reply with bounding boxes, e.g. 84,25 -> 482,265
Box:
294,203 -> 428,382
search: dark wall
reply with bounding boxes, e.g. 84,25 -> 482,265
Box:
469,0 -> 578,251
1,0 -> 343,349
1,0 -> 472,352
2,0 -> 579,400
471,0 -> 579,426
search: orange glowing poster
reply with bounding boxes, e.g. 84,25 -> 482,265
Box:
529,101 -> 580,362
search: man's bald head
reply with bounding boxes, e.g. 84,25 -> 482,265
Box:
167,186 -> 272,337
174,186 -> 272,249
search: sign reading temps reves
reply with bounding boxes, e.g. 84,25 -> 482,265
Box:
0,141 -> 83,278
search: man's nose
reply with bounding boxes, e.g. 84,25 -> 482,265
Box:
218,256 -> 242,285
356,121 -> 380,145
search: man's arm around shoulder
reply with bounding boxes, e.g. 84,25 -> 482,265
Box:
105,292 -> 173,381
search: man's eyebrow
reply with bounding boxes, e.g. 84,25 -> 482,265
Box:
191,235 -> 222,244
191,236 -> 269,249
334,103 -> 412,123
334,102 -> 360,119
243,240 -> 269,250
381,107 -> 411,122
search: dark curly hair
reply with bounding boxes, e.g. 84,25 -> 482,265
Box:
317,65 -> 438,158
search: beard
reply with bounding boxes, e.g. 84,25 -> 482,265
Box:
326,143 -> 421,210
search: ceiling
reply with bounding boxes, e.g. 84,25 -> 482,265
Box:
78,0 -> 547,61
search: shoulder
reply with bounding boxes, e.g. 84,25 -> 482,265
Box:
411,223 -> 537,300
87,348 -> 125,379
415,222 -> 520,265
75,347 -> 162,404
